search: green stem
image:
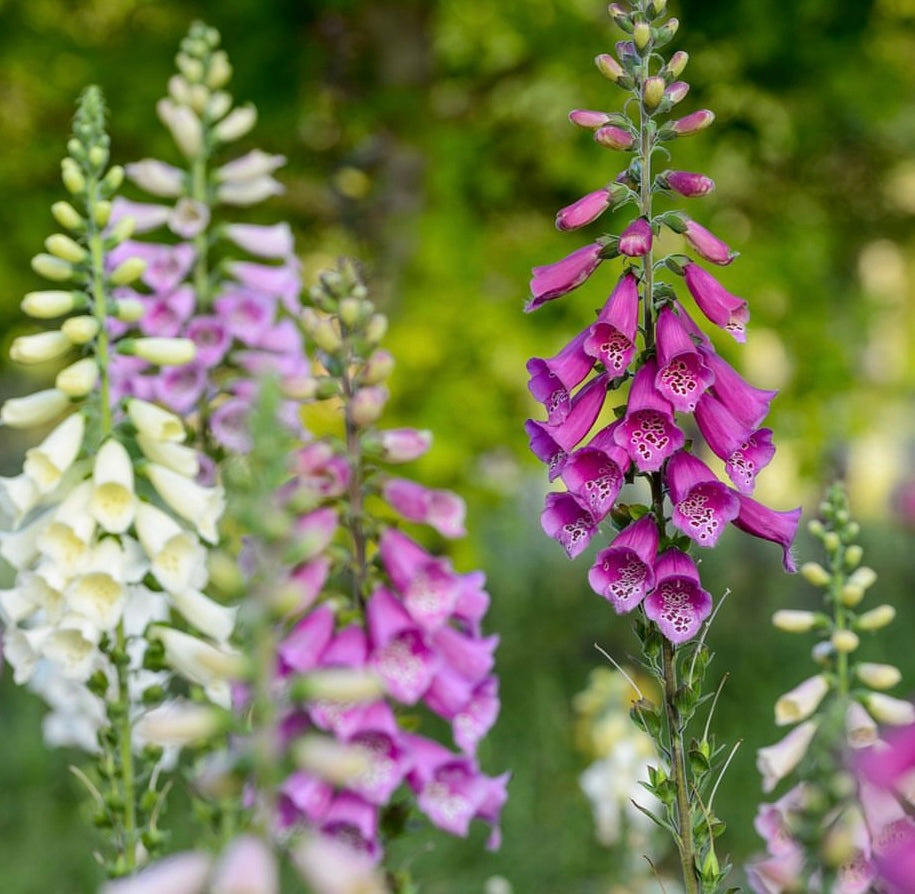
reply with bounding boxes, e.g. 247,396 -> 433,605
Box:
341,333 -> 368,609
829,539 -> 850,697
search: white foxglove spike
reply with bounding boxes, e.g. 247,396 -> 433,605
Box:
136,434 -> 199,478
150,626 -> 243,707
56,357 -> 99,397
217,176 -> 283,206
216,149 -> 285,182
0,474 -> 41,525
65,571 -> 126,631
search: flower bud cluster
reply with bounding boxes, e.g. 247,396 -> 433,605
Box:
748,484 -> 913,892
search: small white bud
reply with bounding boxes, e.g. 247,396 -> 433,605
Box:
134,701 -> 222,748
10,330 -> 72,365
109,257 -> 147,286
840,584 -> 865,607
772,609 -> 818,633
864,693 -> 915,726
831,629 -> 860,653
213,104 -> 256,142
206,51 -> 232,88
855,662 -> 902,690
93,200 -> 112,228
856,604 -> 896,631
206,91 -> 232,120
56,357 -> 99,397
297,668 -> 385,703
800,562 -> 831,587
293,735 -> 373,787
848,566 -> 877,591
124,337 -> 196,366
114,297 -> 145,322
60,158 -> 86,194
127,398 -> 186,442
31,253 -> 74,282
21,290 -> 84,319
1,389 -> 70,428
61,315 -> 100,345
45,234 -> 87,264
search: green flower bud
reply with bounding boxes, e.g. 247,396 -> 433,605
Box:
61,158 -> 86,194
51,201 -> 85,231
109,215 -> 136,244
101,165 -> 125,193
633,21 -> 651,50
844,544 -> 863,569
312,318 -> 343,353
109,257 -> 147,286
62,315 -> 101,345
93,201 -> 112,228
848,566 -> 876,591
831,629 -> 859,654
21,290 -> 85,319
88,145 -> 108,171
856,604 -> 896,631
801,562 -> 831,587
654,17 -> 679,47
338,296 -> 362,327
31,253 -> 74,282
45,234 -> 88,264
365,313 -> 388,344
114,297 -> 145,322
595,53 -> 625,83
840,584 -> 865,607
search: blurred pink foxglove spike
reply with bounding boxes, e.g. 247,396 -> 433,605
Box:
382,478 -> 466,539
527,243 -> 604,312
109,197 -> 171,233
584,272 -> 639,376
587,514 -> 659,613
319,792 -> 381,862
684,219 -> 736,265
278,604 -> 336,674
99,852 -> 212,894
432,625 -> 498,684
666,450 -> 740,548
731,494 -> 801,573
683,262 -> 749,342
527,330 -> 595,425
756,720 -> 818,793
209,835 -> 278,894
452,676 -> 500,756
223,222 -> 294,258
643,549 -> 713,644
540,492 -> 597,559
374,427 -> 432,463
654,305 -> 714,412
744,847 -> 806,894
613,360 -> 685,472
700,347 -> 777,429
665,170 -> 716,197
555,188 -> 613,231
185,316 -> 232,367
618,218 -> 652,257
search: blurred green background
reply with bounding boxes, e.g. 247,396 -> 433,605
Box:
1,0 -> 915,891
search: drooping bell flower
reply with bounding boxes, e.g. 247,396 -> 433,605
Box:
727,429 -> 775,495
527,243 -> 604,312
555,188 -> 613,231
643,549 -> 713,644
618,218 -> 652,257
587,514 -> 659,613
344,702 -> 411,806
527,330 -> 595,424
584,272 -> 639,376
561,422 -> 631,523
683,219 -> 736,266
382,479 -> 466,539
613,360 -> 685,472
731,493 -> 801,573
683,263 -> 749,342
665,450 -> 740,548
541,492 -> 598,559
452,677 -> 500,756
665,170 -> 715,198
700,347 -> 777,430
654,305 -> 715,412
318,792 -> 381,862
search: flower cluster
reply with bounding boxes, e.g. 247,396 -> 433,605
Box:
748,485 -> 914,893
525,1 -> 800,646
107,22 -> 305,457
272,262 -> 508,861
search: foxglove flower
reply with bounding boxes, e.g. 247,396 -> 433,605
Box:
584,272 -> 639,375
654,305 -> 714,412
683,263 -> 749,342
588,515 -> 658,613
527,243 -> 604,311
666,450 -> 739,547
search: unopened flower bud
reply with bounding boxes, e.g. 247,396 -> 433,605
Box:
214,105 -> 257,142
648,0 -> 667,15
642,76 -> 665,110
281,376 -> 318,401
847,566 -> 876,591
51,201 -> 84,231
124,337 -> 196,366
61,158 -> 86,194
864,693 -> 915,726
296,668 -> 385,703
846,700 -> 878,749
569,109 -> 612,129
314,378 -> 342,400
87,145 -> 108,171
21,290 -> 84,319
338,296 -> 362,327
206,91 -> 232,121
134,701 -> 222,747
666,50 -> 689,79
109,215 -> 136,244
62,315 -> 100,345
856,662 -> 902,690
812,641 -> 834,666
176,52 -> 204,82
807,519 -> 825,537
364,314 -> 388,344
595,125 -> 635,150
801,562 -> 831,587
93,200 -> 112,227
168,74 -> 192,104
10,330 -> 72,365
373,428 -> 432,463
350,386 -> 388,426
664,80 -> 690,106
595,53 -> 625,82
632,21 -> 651,50
856,604 -> 895,631
188,84 -> 210,115
844,544 -> 863,569
45,234 -> 87,264
607,4 -> 633,33
840,584 -> 864,607
772,609 -> 818,633
206,51 -> 232,89
157,99 -> 204,159
831,629 -> 859,653
293,736 -> 372,787
362,349 -> 394,386
1,389 -> 69,428
311,319 -> 342,353
31,253 -> 74,282
654,17 -> 679,46
127,398 -> 186,442
56,357 -> 99,397
670,109 -> 715,136
102,165 -> 125,192
823,531 -> 840,552
109,257 -> 147,286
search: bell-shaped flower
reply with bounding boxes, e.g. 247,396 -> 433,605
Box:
643,549 -> 713,644
382,478 -> 466,538
613,360 -> 685,472
100,852 -> 213,894
618,218 -> 652,257
293,443 -> 351,499
109,197 -> 171,234
291,835 -> 386,894
3,625 -> 50,684
744,846 -> 806,894
0,473 -> 42,526
540,492 -> 597,559
90,439 -> 137,534
731,493 -> 801,573
757,720 -> 818,793
665,170 -> 715,198
223,222 -> 294,259
170,588 -> 237,643
683,263 -> 749,342
217,176 -> 284,206
136,434 -> 199,479
40,624 -> 100,681
147,463 -> 225,544
185,316 -> 232,367
588,515 -> 659,612
527,330 -> 594,425
846,700 -> 879,750
216,149 -> 286,183
209,835 -> 278,894
654,306 -> 714,412
700,348 -> 777,430
65,567 -> 127,632
22,413 -> 85,495
526,242 -> 604,312
1,388 -> 70,428
279,604 -> 336,674
561,423 -> 630,523
683,219 -> 736,265
134,501 -> 207,593
584,272 -> 639,376
292,507 -> 338,563
136,284 -> 195,337
281,556 -> 331,616
38,480 -> 96,574
227,260 -> 301,312
133,700 -> 223,749
125,159 -> 187,198
151,626 -> 243,708
453,677 -> 500,756
555,188 -> 613,231
279,771 -> 334,828
317,792 -> 381,862
666,450 -> 740,548
432,625 -> 498,684
127,397 -> 187,442
372,427 -> 432,463
344,702 -> 411,806
775,674 -> 830,726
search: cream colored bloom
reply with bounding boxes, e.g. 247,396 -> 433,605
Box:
775,674 -> 830,726
3,625 -> 50,684
0,473 -> 41,525
845,700 -> 878,749
134,700 -> 222,748
61,315 -> 100,345
127,398 -> 186,442
157,99 -> 204,158
757,721 -> 818,793
20,290 -> 82,319
55,357 -> 99,397
129,337 -> 196,366
214,105 -> 256,142
23,412 -> 85,494
146,463 -> 224,544
40,627 -> 98,681
65,572 -> 126,631
135,501 -> 207,592
90,439 -> 137,534
864,693 -> 915,726
1,511 -> 53,570
856,662 -> 902,690
170,589 -> 237,643
216,177 -> 283,206
1,389 -> 69,428
293,735 -> 372,787
136,434 -> 199,478
10,330 -> 72,365
209,835 -> 278,894
150,626 -> 243,707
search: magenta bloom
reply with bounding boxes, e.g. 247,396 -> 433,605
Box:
644,549 -> 713,644
619,218 -> 653,257
375,428 -> 432,463
279,604 -> 336,674
588,515 -> 658,613
585,272 -> 639,375
654,306 -> 715,412
613,360 -> 685,472
382,478 -> 466,539
666,450 -> 740,548
731,493 -> 801,573
228,260 -> 301,313
555,188 -> 613,231
527,243 -> 604,312
684,219 -> 736,266
683,263 -> 749,342
541,492 -> 597,559
561,423 -> 630,523
701,348 -> 777,429
138,285 -> 195,337
527,330 -> 595,424
319,792 -> 380,861
344,702 -> 411,806
727,429 -> 776,495
452,677 -> 500,756
295,443 -> 351,499
666,170 -> 716,198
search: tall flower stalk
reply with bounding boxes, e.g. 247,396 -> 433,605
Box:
524,2 -> 800,890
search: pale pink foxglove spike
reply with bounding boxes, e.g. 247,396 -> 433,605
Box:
587,514 -> 659,613
654,305 -> 714,412
109,197 -> 171,233
555,188 -> 613,231
526,330 -> 595,425
294,444 -> 351,499
618,218 -> 653,257
731,493 -> 801,573
643,548 -> 713,644
216,150 -> 286,182
125,158 -> 186,197
665,170 -> 716,197
527,242 -> 604,312
700,347 -> 777,430
185,315 -> 233,367
209,835 -> 278,894
753,784 -> 809,856
665,450 -> 740,548
318,792 -> 381,862
540,492 -> 597,559
153,363 -> 208,414
227,260 -> 301,313
745,846 -> 806,894
453,676 -> 500,756
135,284 -> 196,337
99,852 -> 212,894
381,478 -> 466,538
774,674 -> 830,726
584,272 -> 639,376
684,219 -> 737,265
213,290 -> 275,345
278,604 -> 336,674
683,262 -> 749,341
108,241 -> 195,294
291,835 -> 386,894
374,428 -> 432,463
217,176 -> 285,206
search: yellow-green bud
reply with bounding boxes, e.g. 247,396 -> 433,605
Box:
807,518 -> 825,537
666,50 -> 688,79
188,84 -> 210,115
856,662 -> 902,690
655,17 -> 679,45
206,51 -> 232,89
56,357 -> 99,397
176,52 -> 205,82
109,216 -> 136,244
338,297 -> 362,327
856,604 -> 895,631
843,521 -> 860,540
88,145 -> 108,170
62,315 -> 101,345
831,629 -> 859,654
109,257 -> 147,286
365,313 -> 388,344
648,0 -> 667,17
281,376 -> 318,401
312,319 -> 342,353
362,349 -> 394,386
633,21 -> 651,50
61,158 -> 86,194
772,610 -> 818,633
115,298 -> 145,322
643,76 -> 666,110
864,693 -> 915,726
93,201 -> 112,228
595,53 -> 625,83
31,253 -> 74,282
823,531 -> 840,552
45,234 -> 88,264
844,544 -> 863,569
102,165 -> 125,192
51,201 -> 84,231
127,337 -> 196,366
801,562 -> 831,587
848,567 -> 876,591
21,290 -> 84,319
10,330 -> 72,365
840,584 -> 865,607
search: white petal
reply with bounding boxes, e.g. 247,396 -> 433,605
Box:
0,474 -> 42,525
137,434 -> 199,478
41,628 -> 99,681
147,464 -> 224,544
65,572 -> 126,630
127,399 -> 186,442
23,413 -> 85,494
170,589 -> 237,642
3,626 -> 50,683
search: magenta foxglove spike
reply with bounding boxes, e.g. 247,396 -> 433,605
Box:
683,219 -> 736,266
643,549 -> 713,644
665,450 -> 740,548
432,626 -> 498,683
587,514 -> 659,613
731,493 -> 801,573
453,677 -> 501,757
527,330 -> 595,425
594,125 -> 635,150
654,305 -> 715,412
619,218 -> 653,257
541,491 -> 598,559
382,478 -> 467,539
555,188 -> 613,231
695,391 -> 753,459
585,272 -> 640,376
683,263 -> 749,342
561,443 -> 628,523
319,792 -> 381,862
527,243 -> 604,312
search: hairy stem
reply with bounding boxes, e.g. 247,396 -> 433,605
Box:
341,331 -> 368,609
